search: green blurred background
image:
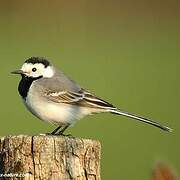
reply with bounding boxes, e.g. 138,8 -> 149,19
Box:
0,0 -> 179,179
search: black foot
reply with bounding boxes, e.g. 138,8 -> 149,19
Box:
57,133 -> 74,137
47,125 -> 71,136
55,125 -> 70,136
45,133 -> 55,136
50,126 -> 62,135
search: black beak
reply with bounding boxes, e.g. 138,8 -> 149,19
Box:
11,70 -> 24,75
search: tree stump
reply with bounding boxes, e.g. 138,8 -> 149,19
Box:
0,135 -> 101,180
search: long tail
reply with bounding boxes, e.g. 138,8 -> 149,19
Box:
110,108 -> 172,132
80,89 -> 172,132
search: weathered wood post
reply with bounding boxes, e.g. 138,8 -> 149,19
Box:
0,135 -> 101,180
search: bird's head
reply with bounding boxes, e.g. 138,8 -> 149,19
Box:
11,57 -> 54,79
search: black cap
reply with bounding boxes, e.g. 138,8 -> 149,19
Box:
25,57 -> 50,68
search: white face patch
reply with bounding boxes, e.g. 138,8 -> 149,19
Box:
21,63 -> 54,78
43,66 -> 54,78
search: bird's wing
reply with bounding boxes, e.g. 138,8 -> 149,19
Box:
45,90 -> 85,103
44,88 -> 116,109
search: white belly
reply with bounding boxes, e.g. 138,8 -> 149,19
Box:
24,91 -> 92,126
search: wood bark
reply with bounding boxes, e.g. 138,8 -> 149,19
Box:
0,135 -> 101,180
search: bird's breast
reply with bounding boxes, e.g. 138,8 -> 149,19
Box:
24,86 -> 92,125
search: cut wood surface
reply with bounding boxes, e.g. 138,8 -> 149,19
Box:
0,135 -> 101,180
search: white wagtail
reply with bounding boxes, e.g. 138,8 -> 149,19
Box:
11,57 -> 172,135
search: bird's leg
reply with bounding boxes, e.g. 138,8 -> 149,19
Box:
50,126 -> 62,135
56,125 -> 70,135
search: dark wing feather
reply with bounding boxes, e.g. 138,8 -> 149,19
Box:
45,90 -> 84,103
81,89 -> 116,109
45,88 -> 116,110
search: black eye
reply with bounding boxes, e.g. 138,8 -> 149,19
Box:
32,68 -> 37,72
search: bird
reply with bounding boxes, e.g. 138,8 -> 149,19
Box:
11,57 -> 172,135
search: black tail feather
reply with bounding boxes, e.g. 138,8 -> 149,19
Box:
110,109 -> 172,132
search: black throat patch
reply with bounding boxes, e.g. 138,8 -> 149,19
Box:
18,75 -> 42,98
